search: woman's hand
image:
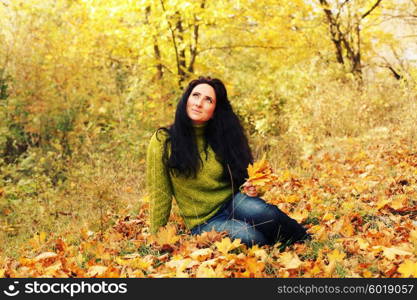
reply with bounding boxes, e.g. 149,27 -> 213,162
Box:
242,181 -> 258,197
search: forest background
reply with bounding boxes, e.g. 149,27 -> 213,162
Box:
0,0 -> 416,277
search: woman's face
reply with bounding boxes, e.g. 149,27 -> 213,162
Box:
186,83 -> 217,125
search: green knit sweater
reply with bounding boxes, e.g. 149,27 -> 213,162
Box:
146,124 -> 233,234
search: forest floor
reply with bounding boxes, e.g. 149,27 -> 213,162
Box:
1,126 -> 416,278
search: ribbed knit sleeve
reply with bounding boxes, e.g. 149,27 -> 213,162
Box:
146,130 -> 174,234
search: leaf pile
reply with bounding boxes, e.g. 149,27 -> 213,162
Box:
1,131 -> 416,277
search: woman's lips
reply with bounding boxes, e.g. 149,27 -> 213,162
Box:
192,109 -> 201,113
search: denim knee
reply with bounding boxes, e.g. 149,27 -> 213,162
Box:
228,192 -> 309,245
227,193 -> 281,229
224,219 -> 269,246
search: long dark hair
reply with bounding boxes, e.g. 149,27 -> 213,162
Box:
158,76 -> 253,190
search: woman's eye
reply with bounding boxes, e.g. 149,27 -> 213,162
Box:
193,93 -> 199,97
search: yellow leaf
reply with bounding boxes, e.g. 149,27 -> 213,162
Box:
189,248 -> 212,261
362,270 -> 373,278
29,232 -> 47,249
341,201 -> 354,212
325,249 -> 345,276
376,198 -> 390,210
87,265 -> 108,277
151,224 -> 180,246
279,252 -> 302,269
44,261 -> 63,276
285,195 -> 299,203
289,209 -> 308,223
214,237 -> 242,255
356,238 -> 370,250
340,219 -> 355,237
322,212 -> 334,222
398,260 -> 417,277
310,196 -> 322,205
35,252 -> 58,262
196,265 -> 217,278
389,195 -> 407,210
409,229 -> 417,242
165,257 -> 198,277
309,225 -> 328,241
39,232 -> 47,243
245,155 -> 277,190
382,247 -> 412,260
309,263 -> 323,276
327,249 -> 346,263
247,154 -> 268,179
279,170 -> 293,181
247,245 -> 268,262
116,257 -> 152,270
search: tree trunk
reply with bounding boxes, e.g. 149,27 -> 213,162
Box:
145,6 -> 163,80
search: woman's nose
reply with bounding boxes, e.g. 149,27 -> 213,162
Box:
194,97 -> 203,107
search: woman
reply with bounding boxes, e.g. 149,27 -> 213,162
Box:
146,76 -> 309,247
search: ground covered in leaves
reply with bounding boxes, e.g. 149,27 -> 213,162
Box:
1,129 -> 416,278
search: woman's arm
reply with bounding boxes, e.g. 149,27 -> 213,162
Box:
146,130 -> 174,234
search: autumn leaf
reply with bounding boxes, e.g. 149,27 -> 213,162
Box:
29,232 -> 47,249
34,252 -> 57,262
325,249 -> 346,276
195,229 -> 226,247
279,252 -> 302,269
215,237 -> 242,255
151,224 -> 180,247
327,249 -> 346,263
289,209 -> 308,223
389,195 -> 407,210
356,237 -> 370,250
115,256 -> 153,271
243,257 -> 265,276
284,194 -> 299,203
44,261 -> 63,277
196,265 -> 218,278
340,219 -> 355,237
322,212 -> 335,222
409,229 -> 417,243
165,257 -> 198,278
86,265 -> 108,277
397,260 -> 417,277
189,248 -> 213,261
247,245 -> 268,262
243,155 -> 278,194
381,247 -> 412,260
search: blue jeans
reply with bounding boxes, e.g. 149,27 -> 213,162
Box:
190,192 -> 309,247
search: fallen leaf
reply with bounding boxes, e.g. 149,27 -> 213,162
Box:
279,252 -> 302,269
151,224 -> 180,246
214,237 -> 242,255
397,260 -> 417,277
86,265 -> 108,277
382,247 -> 412,260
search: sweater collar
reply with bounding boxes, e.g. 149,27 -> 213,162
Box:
192,123 -> 207,137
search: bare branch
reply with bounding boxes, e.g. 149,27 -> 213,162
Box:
340,0 -> 352,9
362,0 -> 383,19
188,0 -> 206,73
159,0 -> 181,82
